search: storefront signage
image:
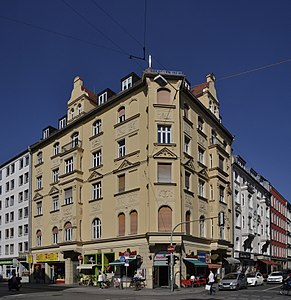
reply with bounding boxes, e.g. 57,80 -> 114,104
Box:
36,252 -> 59,262
154,253 -> 168,266
239,252 -> 251,259
119,250 -> 137,256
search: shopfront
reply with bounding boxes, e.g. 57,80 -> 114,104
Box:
153,252 -> 169,288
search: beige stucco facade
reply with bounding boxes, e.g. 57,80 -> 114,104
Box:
30,69 -> 233,287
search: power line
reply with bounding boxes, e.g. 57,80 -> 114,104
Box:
217,57 -> 291,81
91,0 -> 144,49
61,0 -> 129,56
0,14 -> 126,55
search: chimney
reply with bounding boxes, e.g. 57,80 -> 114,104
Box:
206,73 -> 216,83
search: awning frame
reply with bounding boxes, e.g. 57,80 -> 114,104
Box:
183,258 -> 207,267
76,264 -> 97,270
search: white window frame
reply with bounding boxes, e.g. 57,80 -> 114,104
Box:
118,139 -> 125,158
52,168 -> 59,183
158,125 -> 171,144
122,77 -> 132,91
93,150 -> 102,168
65,158 -> 74,174
92,182 -> 102,200
98,92 -> 107,105
92,120 -> 102,136
92,218 -> 102,239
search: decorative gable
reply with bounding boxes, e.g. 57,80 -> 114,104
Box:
49,186 -> 59,195
33,192 -> 43,201
114,159 -> 140,174
198,168 -> 209,180
153,147 -> 177,159
88,171 -> 103,182
184,159 -> 195,172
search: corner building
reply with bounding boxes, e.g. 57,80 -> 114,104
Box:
30,69 -> 233,287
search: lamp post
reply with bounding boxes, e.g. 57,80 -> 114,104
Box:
169,216 -> 220,292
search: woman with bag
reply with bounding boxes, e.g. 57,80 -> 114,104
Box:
207,270 -> 215,295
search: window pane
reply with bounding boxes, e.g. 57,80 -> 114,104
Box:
158,163 -> 171,183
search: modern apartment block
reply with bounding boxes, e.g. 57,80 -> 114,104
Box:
29,68 -> 233,287
232,156 -> 272,276
270,186 -> 287,269
0,151 -> 30,281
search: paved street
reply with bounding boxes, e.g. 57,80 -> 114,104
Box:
0,282 -> 289,300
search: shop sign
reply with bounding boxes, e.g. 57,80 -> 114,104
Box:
36,252 -> 59,262
239,252 -> 251,259
197,252 -> 206,262
154,253 -> 168,266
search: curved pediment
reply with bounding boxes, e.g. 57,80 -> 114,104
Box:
153,147 -> 177,159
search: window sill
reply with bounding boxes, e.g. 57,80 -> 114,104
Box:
89,165 -> 103,172
34,214 -> 43,218
183,116 -> 193,126
50,209 -> 60,214
89,198 -> 103,203
114,187 -> 140,197
89,131 -> 104,140
184,189 -> 194,196
198,195 -> 208,202
154,182 -> 177,186
154,143 -> 176,147
61,203 -> 73,207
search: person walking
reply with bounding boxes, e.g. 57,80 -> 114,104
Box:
208,270 -> 215,295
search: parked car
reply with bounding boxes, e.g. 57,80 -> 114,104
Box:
219,272 -> 248,290
267,271 -> 284,283
246,272 -> 264,286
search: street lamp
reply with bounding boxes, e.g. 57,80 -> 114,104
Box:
169,215 -> 223,292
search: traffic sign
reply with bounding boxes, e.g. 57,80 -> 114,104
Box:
167,245 -> 175,253
120,256 -> 125,262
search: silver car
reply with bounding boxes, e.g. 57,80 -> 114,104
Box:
219,272 -> 248,290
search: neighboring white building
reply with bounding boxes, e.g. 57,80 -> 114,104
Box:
0,150 -> 30,280
232,155 -> 271,275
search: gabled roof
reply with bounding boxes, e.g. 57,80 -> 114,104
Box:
81,86 -> 97,103
191,82 -> 209,97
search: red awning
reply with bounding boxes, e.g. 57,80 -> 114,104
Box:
207,264 -> 221,269
260,260 -> 278,265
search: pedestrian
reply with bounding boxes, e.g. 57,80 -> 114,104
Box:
208,270 -> 215,295
98,270 -> 104,289
190,274 -> 195,287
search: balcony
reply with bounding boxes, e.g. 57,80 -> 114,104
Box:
209,137 -> 226,150
61,140 -> 82,155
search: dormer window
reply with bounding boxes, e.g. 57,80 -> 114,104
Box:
122,77 -> 132,91
98,92 -> 107,105
58,116 -> 67,129
43,128 -> 50,139
118,107 -> 125,123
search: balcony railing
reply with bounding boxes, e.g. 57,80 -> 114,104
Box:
209,137 -> 226,149
62,140 -> 82,153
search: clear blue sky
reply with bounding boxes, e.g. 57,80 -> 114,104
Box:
1,0 -> 290,200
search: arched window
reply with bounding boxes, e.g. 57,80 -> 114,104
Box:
92,218 -> 102,239
130,210 -> 138,235
71,132 -> 79,147
92,119 -> 102,136
70,108 -> 74,120
52,227 -> 58,244
64,222 -> 72,241
36,229 -> 42,247
77,103 -> 82,115
185,211 -> 191,235
118,213 -> 125,236
157,88 -> 171,104
118,107 -> 125,123
53,142 -> 60,156
158,206 -> 172,232
199,215 -> 205,237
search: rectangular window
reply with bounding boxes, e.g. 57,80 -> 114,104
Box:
158,125 -> 171,144
65,158 -> 74,174
64,188 -> 73,205
24,189 -> 28,201
10,244 -> 14,255
10,212 -> 14,222
5,213 -> 9,223
24,172 -> 29,183
19,158 -> 24,170
184,135 -> 191,154
157,163 -> 171,183
93,182 -> 102,200
18,192 -> 23,203
92,120 -> 102,136
5,229 -> 9,239
24,242 -> 28,251
10,196 -> 14,206
53,196 -> 59,211
36,176 -> 42,189
24,224 -> 28,235
18,226 -> 23,237
118,174 -> 125,193
118,139 -> 125,158
52,168 -> 59,183
219,155 -> 224,170
18,242 -> 23,252
25,155 -> 29,166
5,197 -> 9,208
11,163 -> 15,174
19,175 -> 23,186
219,186 -> 225,202
6,166 -> 10,177
10,228 -> 14,238
93,150 -> 102,168
24,207 -> 28,218
185,171 -> 190,190
10,179 -> 14,190
198,147 -> 205,164
198,180 -> 205,197
18,209 -> 23,220
36,202 -> 42,216
6,182 -> 9,192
